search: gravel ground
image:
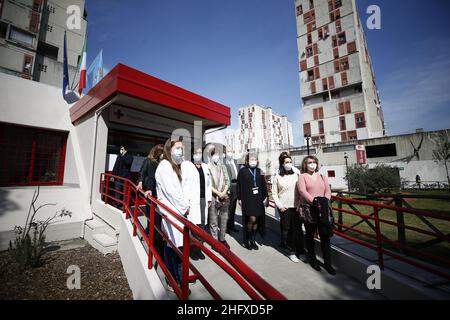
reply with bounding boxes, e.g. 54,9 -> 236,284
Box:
0,239 -> 133,300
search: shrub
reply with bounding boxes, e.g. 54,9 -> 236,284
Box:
345,164 -> 401,194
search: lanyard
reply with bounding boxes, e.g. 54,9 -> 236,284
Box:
248,168 -> 257,188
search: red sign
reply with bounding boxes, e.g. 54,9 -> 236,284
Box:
356,145 -> 367,164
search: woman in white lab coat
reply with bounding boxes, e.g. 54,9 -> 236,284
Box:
155,138 -> 200,291
190,147 -> 212,260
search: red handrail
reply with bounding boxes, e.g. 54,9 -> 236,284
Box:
267,192 -> 450,281
100,173 -> 287,300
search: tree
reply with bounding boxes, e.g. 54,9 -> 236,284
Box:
432,132 -> 450,189
345,164 -> 401,194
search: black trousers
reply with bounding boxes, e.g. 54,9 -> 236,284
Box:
280,208 -> 305,256
304,221 -> 332,266
227,182 -> 238,229
145,203 -> 165,261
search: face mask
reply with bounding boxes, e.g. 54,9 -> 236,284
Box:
120,148 -> 125,156
249,160 -> 257,168
226,152 -> 233,160
193,153 -> 202,164
212,154 -> 220,164
171,148 -> 183,164
284,164 -> 293,172
307,163 -> 317,171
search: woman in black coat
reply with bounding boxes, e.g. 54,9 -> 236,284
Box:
237,153 -> 268,250
137,144 -> 164,260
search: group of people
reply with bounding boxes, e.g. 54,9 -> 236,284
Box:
111,138 -> 336,293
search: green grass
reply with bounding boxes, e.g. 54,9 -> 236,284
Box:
331,192 -> 450,270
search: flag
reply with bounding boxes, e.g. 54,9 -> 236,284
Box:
87,49 -> 103,88
62,31 -> 69,100
78,37 -> 87,96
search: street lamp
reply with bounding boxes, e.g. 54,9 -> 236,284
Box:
344,152 -> 350,192
304,134 -> 311,155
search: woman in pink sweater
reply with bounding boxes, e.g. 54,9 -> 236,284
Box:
297,156 -> 336,275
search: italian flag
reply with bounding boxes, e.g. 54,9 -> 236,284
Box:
78,38 -> 87,96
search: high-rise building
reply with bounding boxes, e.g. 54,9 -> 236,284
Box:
295,0 -> 385,146
0,0 -> 87,87
234,104 -> 294,154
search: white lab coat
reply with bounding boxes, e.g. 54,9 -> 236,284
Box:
155,159 -> 191,248
180,161 -> 203,225
191,163 -> 212,225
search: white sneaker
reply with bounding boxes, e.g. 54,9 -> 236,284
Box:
289,255 -> 300,263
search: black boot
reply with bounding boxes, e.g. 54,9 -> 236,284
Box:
250,231 -> 259,250
243,231 -> 252,250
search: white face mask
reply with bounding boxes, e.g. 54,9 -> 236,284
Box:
211,154 -> 220,164
249,160 -> 257,168
284,164 -> 293,172
171,148 -> 183,164
307,163 -> 317,172
193,153 -> 202,164
226,152 -> 233,160
120,148 -> 125,155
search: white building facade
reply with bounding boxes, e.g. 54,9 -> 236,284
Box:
295,0 -> 385,146
235,104 -> 294,155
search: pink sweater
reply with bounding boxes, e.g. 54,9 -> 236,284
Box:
297,173 -> 331,205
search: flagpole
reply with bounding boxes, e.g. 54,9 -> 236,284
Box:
70,33 -> 87,91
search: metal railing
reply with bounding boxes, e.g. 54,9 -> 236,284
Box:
100,173 -> 287,300
267,180 -> 450,281
331,195 -> 450,280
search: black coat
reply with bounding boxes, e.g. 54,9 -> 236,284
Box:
139,158 -> 159,197
237,166 -> 268,238
112,153 -> 133,179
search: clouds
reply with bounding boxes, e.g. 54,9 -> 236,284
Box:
379,38 -> 450,135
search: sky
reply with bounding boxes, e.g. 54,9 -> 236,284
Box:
84,0 -> 450,147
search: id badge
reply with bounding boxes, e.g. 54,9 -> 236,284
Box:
252,187 -> 259,195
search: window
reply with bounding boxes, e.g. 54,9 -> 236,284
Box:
348,41 -> 357,54
318,28 -> 323,39
307,70 -> 315,81
355,112 -> 366,128
0,21 -> 7,38
304,10 -> 316,24
339,116 -> 346,131
341,71 -> 348,85
306,45 -> 313,58
338,31 -> 346,45
336,20 -> 342,33
309,0 -> 314,9
366,144 -> 398,158
300,60 -> 307,71
318,120 -> 324,135
32,0 -> 42,12
328,170 -> 336,178
310,81 -> 316,94
307,33 -> 312,45
339,101 -> 351,114
303,123 -> 311,137
322,78 -> 328,91
341,132 -> 348,142
307,21 -> 316,33
334,60 -> 340,73
314,67 -> 320,79
314,55 -> 319,66
9,27 -> 35,47
296,5 -> 303,16
22,54 -> 33,75
322,93 -> 330,102
331,91 -> 340,99
313,107 -> 324,120
29,11 -> 40,33
0,123 -> 67,186
330,9 -> 340,22
348,131 -> 358,141
332,35 -> 337,47
328,76 -> 335,89
340,56 -> 349,70
37,41 -> 59,60
333,47 -> 339,59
